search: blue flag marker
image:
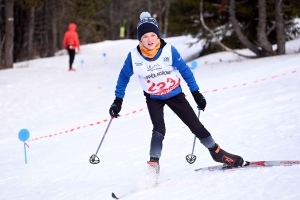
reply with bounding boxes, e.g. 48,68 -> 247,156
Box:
103,53 -> 107,65
190,61 -> 198,73
81,59 -> 84,69
18,129 -> 30,164
191,60 -> 198,69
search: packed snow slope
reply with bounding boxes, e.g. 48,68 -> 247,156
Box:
0,35 -> 300,200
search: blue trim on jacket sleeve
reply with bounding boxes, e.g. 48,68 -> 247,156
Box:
171,46 -> 199,92
115,53 -> 134,98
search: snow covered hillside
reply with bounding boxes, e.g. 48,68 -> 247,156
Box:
0,35 -> 300,200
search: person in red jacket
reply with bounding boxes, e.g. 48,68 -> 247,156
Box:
63,23 -> 80,71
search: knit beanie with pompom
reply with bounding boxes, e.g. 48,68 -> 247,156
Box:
137,12 -> 160,41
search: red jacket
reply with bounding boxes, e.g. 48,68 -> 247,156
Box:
63,23 -> 80,50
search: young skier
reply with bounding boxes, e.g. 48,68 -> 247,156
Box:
63,23 -> 80,71
109,12 -> 245,173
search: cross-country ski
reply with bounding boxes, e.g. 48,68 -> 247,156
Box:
195,160 -> 300,172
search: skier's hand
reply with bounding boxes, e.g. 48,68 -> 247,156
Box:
192,91 -> 206,111
109,97 -> 123,118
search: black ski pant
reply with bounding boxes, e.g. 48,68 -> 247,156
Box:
145,92 -> 212,158
67,46 -> 76,69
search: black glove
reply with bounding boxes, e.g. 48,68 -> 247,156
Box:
192,91 -> 206,111
109,97 -> 123,118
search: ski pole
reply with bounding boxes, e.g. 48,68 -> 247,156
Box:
186,110 -> 201,164
89,117 -> 114,164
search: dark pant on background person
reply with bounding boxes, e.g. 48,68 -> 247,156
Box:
145,92 -> 214,158
67,46 -> 76,69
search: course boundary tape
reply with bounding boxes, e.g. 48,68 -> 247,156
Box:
27,69 -> 297,143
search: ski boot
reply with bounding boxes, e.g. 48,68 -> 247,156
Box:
209,144 -> 244,167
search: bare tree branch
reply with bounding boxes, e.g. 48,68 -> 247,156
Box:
229,0 -> 266,57
267,23 -> 276,36
199,0 -> 255,58
257,0 -> 275,55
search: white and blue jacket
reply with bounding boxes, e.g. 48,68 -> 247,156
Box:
115,39 -> 199,100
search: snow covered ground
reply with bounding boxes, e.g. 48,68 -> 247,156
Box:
0,35 -> 300,200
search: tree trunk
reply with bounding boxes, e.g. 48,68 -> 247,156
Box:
147,0 -> 152,13
200,0 -> 254,58
157,1 -> 163,32
40,0 -> 46,57
109,0 -> 115,40
126,19 -> 130,39
275,0 -> 286,55
55,0 -> 65,50
257,0 -> 274,56
49,0 -> 57,57
0,0 -> 2,67
163,0 -> 171,38
27,7 -> 35,60
4,0 -> 14,69
49,16 -> 57,56
0,32 -> 3,68
229,0 -> 265,57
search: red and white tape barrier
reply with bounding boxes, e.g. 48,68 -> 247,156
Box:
27,69 -> 297,142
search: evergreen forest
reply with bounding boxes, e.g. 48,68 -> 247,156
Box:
0,0 -> 299,69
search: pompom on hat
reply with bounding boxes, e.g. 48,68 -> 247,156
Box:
137,12 -> 160,41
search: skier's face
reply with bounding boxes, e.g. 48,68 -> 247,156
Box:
140,32 -> 159,50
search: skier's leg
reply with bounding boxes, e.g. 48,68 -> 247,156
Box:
200,135 -> 216,149
69,49 -> 75,69
67,47 -> 72,70
145,95 -> 166,159
150,130 -> 164,158
145,96 -> 165,176
166,93 -> 244,167
166,93 -> 211,142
